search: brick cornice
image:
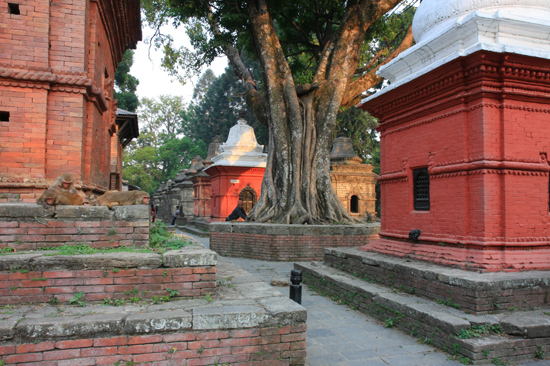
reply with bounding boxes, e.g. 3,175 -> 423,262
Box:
0,63 -> 108,112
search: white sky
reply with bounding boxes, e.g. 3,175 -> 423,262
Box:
131,24 -> 228,103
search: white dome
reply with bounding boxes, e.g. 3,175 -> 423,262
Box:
413,0 -> 550,43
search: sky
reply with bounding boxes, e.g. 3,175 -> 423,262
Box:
130,24 -> 228,104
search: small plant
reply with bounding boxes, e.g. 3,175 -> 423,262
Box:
20,269 -> 29,274
409,287 -> 415,295
483,350 -> 490,357
103,298 -> 127,306
535,345 -> 544,359
167,347 -> 177,355
69,291 -> 85,307
77,226 -> 89,235
48,297 -> 59,305
163,269 -> 168,277
165,288 -> 179,298
9,286 -> 18,291
197,347 -> 204,355
435,298 -> 461,309
384,318 -> 394,328
125,288 -> 139,296
31,277 -> 46,281
9,265 -> 21,273
107,227 -> 117,236
0,247 -> 15,254
452,343 -> 461,356
129,296 -> 140,303
112,268 -> 119,273
492,357 -> 507,365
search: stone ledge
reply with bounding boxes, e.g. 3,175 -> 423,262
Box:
323,247 -> 550,314
1,261 -> 306,341
210,223 -> 380,261
210,221 -> 380,236
297,261 -> 550,364
0,203 -> 150,221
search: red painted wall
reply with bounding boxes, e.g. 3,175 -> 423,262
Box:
361,51 -> 550,271
206,166 -> 265,220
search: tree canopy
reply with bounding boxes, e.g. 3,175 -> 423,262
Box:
114,50 -> 140,112
142,0 -> 417,224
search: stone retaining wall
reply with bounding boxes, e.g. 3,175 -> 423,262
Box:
210,222 -> 380,261
324,248 -> 550,314
0,247 -> 217,305
0,204 -> 150,250
0,262 -> 307,366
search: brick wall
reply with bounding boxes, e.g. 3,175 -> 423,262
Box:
0,220 -> 149,250
210,222 -> 380,261
0,325 -> 306,366
360,51 -> 550,271
0,0 -> 141,200
0,266 -> 216,306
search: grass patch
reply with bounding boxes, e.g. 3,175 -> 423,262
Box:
149,222 -> 193,252
43,244 -> 152,256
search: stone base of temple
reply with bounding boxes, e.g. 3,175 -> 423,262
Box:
362,238 -> 550,272
210,222 -> 380,261
297,247 -> 550,364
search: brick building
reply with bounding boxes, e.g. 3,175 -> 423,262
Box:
0,0 -> 141,201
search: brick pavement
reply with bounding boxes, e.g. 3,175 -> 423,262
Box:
183,231 -> 550,366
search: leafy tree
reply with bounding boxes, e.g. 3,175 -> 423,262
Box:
143,0 -> 417,224
139,95 -> 187,144
335,107 -> 379,162
183,66 -> 268,146
114,50 -> 139,112
123,96 -> 208,193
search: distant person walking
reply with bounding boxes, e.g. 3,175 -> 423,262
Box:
150,204 -> 156,223
225,200 -> 247,221
171,206 -> 180,225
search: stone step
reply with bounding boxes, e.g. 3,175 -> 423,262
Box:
178,224 -> 210,237
296,261 -> 550,364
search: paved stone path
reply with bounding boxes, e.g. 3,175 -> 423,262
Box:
183,231 -> 550,366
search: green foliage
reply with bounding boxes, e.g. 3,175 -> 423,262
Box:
165,288 -> 179,298
492,357 -> 507,365
435,298 -> 460,309
69,291 -> 85,307
114,50 -> 139,112
456,324 -> 502,339
183,64 -> 268,146
103,297 -> 127,306
149,222 -> 192,251
42,244 -> 151,256
535,345 -> 544,359
123,95 -> 208,193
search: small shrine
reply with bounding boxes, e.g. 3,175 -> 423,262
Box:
360,0 -> 550,271
205,118 -> 267,220
329,136 -> 377,218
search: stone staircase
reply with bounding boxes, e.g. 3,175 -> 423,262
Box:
296,247 -> 550,365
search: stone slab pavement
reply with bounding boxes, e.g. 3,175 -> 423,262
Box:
182,231 -> 550,366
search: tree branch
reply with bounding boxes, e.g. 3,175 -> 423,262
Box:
341,25 -> 414,108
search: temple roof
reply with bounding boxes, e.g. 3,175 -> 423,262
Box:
330,136 -> 362,165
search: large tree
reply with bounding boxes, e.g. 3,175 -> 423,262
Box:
143,0 -> 416,224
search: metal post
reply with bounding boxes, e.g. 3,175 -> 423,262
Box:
289,269 -> 302,304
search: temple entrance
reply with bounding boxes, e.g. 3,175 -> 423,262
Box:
350,195 -> 359,214
239,184 -> 258,214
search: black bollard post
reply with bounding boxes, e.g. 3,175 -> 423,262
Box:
289,269 -> 302,304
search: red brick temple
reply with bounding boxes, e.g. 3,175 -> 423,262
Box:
0,0 -> 141,201
360,0 -> 550,271
205,118 -> 266,220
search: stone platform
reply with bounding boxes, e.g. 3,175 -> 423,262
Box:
296,247 -> 550,364
0,262 -> 307,366
210,222 -> 380,261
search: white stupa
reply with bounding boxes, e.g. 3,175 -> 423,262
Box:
362,0 -> 550,102
207,118 -> 267,168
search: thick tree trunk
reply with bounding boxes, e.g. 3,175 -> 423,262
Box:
229,0 -> 404,224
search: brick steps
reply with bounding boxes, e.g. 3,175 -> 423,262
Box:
296,259 -> 550,364
0,262 -> 307,366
